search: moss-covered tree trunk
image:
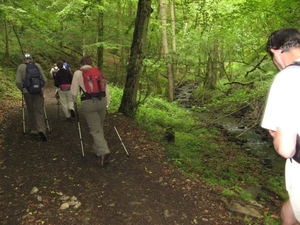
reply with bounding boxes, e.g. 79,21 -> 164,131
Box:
118,0 -> 152,118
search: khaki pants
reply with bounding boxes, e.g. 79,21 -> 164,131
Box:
82,98 -> 110,156
23,91 -> 46,133
58,89 -> 74,118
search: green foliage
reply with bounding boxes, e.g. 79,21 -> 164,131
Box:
134,92 -> 284,224
0,67 -> 19,100
136,97 -> 200,140
263,212 -> 280,225
106,84 -> 123,112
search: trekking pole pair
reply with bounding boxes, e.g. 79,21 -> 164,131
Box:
21,93 -> 51,133
74,103 -> 85,157
73,107 -> 129,158
106,110 -> 130,157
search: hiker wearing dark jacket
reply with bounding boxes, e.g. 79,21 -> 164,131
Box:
54,61 -> 75,120
15,53 -> 48,141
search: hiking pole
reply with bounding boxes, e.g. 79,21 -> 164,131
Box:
57,101 -> 60,120
21,93 -> 26,134
55,89 -> 60,120
43,106 -> 51,132
75,103 -> 85,157
107,110 -> 130,157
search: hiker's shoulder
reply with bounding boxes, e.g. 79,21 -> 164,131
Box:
17,63 -> 27,69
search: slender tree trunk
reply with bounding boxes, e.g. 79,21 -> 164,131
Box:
82,18 -> 86,56
4,14 -> 9,59
160,0 -> 174,101
81,6 -> 88,56
3,0 -> 9,59
118,0 -> 122,62
170,0 -> 177,85
97,6 -> 104,70
12,26 -> 23,55
118,0 -> 152,118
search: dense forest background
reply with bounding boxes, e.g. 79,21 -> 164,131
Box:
1,1 -> 300,224
2,0 -> 299,114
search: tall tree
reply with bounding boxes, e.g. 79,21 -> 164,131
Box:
118,0 -> 152,118
160,0 -> 174,101
170,0 -> 177,97
97,2 -> 104,70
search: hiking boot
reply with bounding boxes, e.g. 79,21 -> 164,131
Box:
39,131 -> 47,142
30,130 -> 38,135
70,109 -> 76,118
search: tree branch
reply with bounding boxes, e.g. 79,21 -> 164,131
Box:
244,55 -> 268,77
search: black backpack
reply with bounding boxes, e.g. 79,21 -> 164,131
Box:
23,62 -> 45,94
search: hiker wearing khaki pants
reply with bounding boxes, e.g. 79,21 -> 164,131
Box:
82,99 -> 109,156
71,56 -> 111,165
15,53 -> 48,142
54,60 -> 75,120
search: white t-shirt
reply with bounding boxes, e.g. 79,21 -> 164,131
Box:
261,64 -> 300,134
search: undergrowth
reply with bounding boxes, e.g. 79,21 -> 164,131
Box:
108,85 -> 286,192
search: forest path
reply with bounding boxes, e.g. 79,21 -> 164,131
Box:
0,81 -> 271,224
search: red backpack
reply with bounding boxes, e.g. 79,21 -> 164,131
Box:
81,67 -> 106,100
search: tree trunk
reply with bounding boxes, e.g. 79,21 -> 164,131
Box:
4,14 -> 9,59
160,0 -> 174,102
118,0 -> 152,118
203,44 -> 218,90
12,26 -> 23,55
170,0 -> 177,88
97,6 -> 104,70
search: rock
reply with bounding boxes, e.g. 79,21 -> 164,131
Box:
164,209 -> 172,217
229,201 -> 262,218
74,201 -> 81,209
60,202 -> 69,210
221,196 -> 263,218
37,195 -> 42,201
60,195 -> 70,201
68,200 -> 78,206
30,187 -> 39,194
70,196 -> 77,201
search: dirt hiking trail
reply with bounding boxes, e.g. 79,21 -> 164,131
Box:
0,82 -> 277,224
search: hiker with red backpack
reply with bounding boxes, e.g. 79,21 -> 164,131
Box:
71,56 -> 111,165
15,53 -> 48,141
54,60 -> 75,121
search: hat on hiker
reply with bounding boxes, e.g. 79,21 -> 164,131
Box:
23,53 -> 32,59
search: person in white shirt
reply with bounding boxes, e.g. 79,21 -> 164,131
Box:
262,28 -> 300,225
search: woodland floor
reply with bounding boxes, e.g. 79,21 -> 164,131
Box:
0,81 -> 281,225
